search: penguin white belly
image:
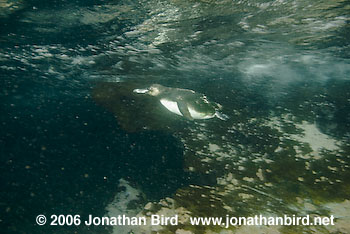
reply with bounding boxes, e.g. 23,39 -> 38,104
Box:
160,99 -> 214,119
160,99 -> 183,116
188,107 -> 215,119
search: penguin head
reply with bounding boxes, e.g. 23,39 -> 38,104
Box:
146,84 -> 163,96
133,84 -> 164,96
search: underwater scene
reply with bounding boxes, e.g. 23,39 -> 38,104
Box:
1,0 -> 350,233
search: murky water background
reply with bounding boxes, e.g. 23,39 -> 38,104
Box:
1,0 -> 349,233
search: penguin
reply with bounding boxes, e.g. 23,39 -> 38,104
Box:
133,84 -> 229,121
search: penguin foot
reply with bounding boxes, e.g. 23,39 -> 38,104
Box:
215,112 -> 229,120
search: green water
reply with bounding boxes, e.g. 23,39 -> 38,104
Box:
1,0 -> 349,233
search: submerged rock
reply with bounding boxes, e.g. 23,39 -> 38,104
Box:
93,82 -> 187,132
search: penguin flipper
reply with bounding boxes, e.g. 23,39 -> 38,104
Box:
178,101 -> 193,120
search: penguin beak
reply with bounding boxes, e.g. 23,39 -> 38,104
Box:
133,88 -> 149,94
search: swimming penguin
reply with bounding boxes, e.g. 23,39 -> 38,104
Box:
133,84 -> 229,120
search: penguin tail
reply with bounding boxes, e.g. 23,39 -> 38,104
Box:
215,112 -> 229,121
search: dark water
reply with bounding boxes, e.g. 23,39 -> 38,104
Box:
1,0 -> 350,233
